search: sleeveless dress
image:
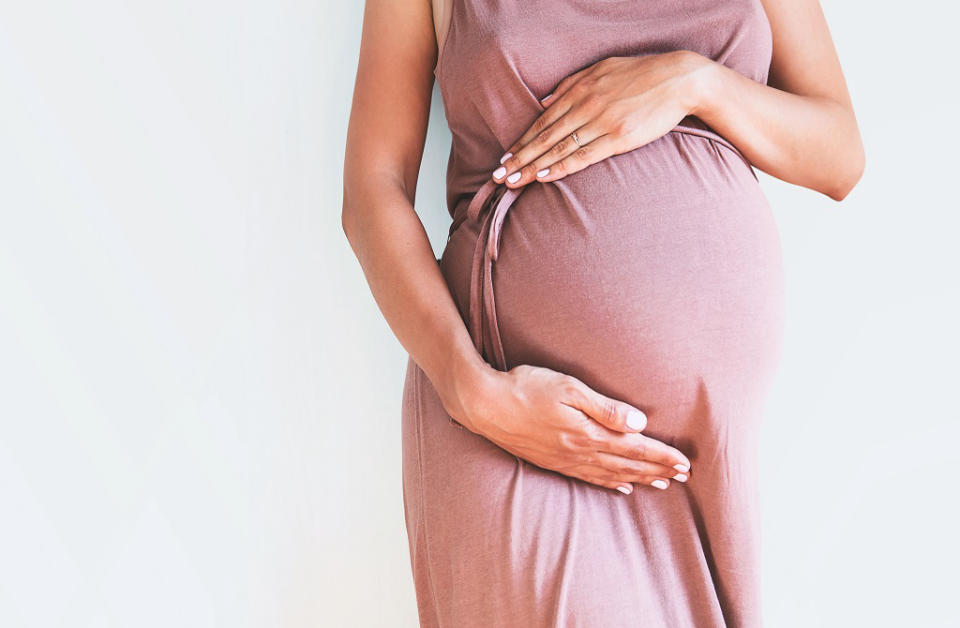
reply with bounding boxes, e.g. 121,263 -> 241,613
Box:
401,0 -> 784,625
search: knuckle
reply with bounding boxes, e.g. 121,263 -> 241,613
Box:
551,137 -> 572,156
574,146 -> 592,162
584,428 -> 606,451
533,129 -> 553,148
614,460 -> 639,476
581,91 -> 602,108
598,399 -> 617,425
593,467 -> 617,483
594,72 -> 615,91
531,115 -> 550,135
607,117 -> 628,137
566,432 -> 591,452
580,74 -> 599,88
510,363 -> 533,378
607,458 -> 631,475
559,376 -> 581,399
555,431 -> 575,452
634,441 -> 649,460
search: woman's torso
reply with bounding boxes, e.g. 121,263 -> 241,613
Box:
434,0 -> 785,437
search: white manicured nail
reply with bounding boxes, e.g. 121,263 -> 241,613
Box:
674,463 -> 689,473
493,166 -> 506,179
651,479 -> 668,490
626,409 -> 646,431
541,92 -> 553,102
506,171 -> 521,183
536,168 -> 550,178
673,473 -> 688,482
500,152 -> 512,164
617,485 -> 633,495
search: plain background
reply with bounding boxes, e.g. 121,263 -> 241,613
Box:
2,0 -> 958,626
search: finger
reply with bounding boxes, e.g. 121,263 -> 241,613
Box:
559,375 -> 647,433
502,121 -> 604,188
494,105 -> 587,187
605,479 -> 636,495
496,65 -> 596,169
567,469 -> 635,495
603,432 -> 692,474
539,64 -> 596,107
535,131 -> 621,182
499,90 -> 616,187
527,122 -> 608,183
592,451 -> 690,484
590,463 -> 672,491
498,98 -> 575,166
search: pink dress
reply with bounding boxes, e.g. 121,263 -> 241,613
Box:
401,0 -> 784,625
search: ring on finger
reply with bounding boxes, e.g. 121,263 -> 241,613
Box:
536,126 -> 595,178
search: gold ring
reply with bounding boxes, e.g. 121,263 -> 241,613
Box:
571,131 -> 582,147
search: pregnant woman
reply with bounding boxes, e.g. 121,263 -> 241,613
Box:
342,0 -> 863,625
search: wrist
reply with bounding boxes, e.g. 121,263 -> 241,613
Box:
434,352 -> 501,433
675,50 -> 721,120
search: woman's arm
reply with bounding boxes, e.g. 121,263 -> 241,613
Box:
491,0 -> 863,202
688,0 -> 865,201
341,0 -> 492,427
342,0 -> 693,493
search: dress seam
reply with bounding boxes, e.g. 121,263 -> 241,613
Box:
413,363 -> 442,626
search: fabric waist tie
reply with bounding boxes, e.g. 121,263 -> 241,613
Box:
450,178 -> 525,372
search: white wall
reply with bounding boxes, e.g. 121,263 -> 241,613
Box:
0,1 -> 956,626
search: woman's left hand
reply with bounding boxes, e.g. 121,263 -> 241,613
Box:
491,50 -> 710,187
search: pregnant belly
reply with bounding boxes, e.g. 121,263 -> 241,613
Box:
439,128 -> 785,428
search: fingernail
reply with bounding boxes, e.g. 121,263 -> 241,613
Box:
626,409 -> 646,431
673,463 -> 689,473
506,171 -> 521,184
500,152 -> 512,164
651,479 -> 668,490
673,473 -> 688,482
536,168 -> 550,178
617,485 -> 633,495
541,92 -> 553,102
493,166 -> 506,179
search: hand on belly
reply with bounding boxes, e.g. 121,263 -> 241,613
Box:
491,50 -> 711,188
457,363 -> 692,494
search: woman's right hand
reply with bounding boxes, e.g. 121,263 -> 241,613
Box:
452,363 -> 692,494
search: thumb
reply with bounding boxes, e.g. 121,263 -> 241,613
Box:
564,377 -> 647,433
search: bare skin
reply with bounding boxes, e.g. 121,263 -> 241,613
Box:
341,0 -> 862,493
491,0 -> 864,200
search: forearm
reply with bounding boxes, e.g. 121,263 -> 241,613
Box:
341,176 -> 497,429
683,51 -> 865,201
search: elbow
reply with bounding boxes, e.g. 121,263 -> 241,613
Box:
826,141 -> 866,202
827,148 -> 865,203
341,204 -> 363,252
341,204 -> 353,240
341,182 -> 357,241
